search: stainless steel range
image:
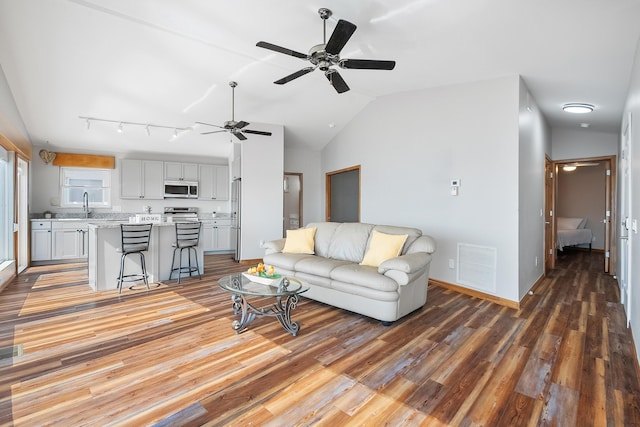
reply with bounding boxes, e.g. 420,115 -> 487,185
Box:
163,207 -> 199,221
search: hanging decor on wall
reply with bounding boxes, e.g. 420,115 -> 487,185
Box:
38,149 -> 56,164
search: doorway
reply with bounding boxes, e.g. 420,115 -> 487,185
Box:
553,155 -> 616,273
326,166 -> 360,222
283,172 -> 302,236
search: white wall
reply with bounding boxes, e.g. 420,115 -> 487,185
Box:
0,64 -> 30,149
322,76 -> 524,302
518,79 -> 551,299
284,147 -> 322,225
552,127 -> 618,160
240,125 -> 284,260
621,36 -> 640,364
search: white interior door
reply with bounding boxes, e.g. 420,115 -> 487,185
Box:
620,113 -> 632,325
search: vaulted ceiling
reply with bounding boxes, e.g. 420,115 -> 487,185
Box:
1,0 -> 640,159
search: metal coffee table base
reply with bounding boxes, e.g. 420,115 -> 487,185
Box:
230,293 -> 301,336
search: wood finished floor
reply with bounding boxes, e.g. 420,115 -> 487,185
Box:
0,251 -> 639,426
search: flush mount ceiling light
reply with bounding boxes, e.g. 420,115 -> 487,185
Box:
563,165 -> 577,172
562,103 -> 594,114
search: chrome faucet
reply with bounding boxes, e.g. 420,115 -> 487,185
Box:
83,191 -> 91,218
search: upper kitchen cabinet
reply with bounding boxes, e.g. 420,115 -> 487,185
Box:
164,162 -> 198,181
121,159 -> 164,199
199,164 -> 229,201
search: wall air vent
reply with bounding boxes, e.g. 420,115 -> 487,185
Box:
456,243 -> 497,293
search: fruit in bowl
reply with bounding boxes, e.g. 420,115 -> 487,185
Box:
247,263 -> 278,278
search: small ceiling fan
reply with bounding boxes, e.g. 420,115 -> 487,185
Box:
196,81 -> 272,141
256,8 -> 396,94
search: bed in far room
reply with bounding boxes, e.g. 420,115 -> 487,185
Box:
556,217 -> 593,252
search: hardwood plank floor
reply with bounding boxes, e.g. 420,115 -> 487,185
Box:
0,251 -> 638,426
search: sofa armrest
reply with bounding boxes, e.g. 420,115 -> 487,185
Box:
406,235 -> 437,255
263,238 -> 286,255
378,252 -> 432,274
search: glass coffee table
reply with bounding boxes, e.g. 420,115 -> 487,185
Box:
218,273 -> 309,336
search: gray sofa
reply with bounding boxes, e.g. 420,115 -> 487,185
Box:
262,222 -> 437,324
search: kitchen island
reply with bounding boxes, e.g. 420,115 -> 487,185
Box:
87,221 -> 204,292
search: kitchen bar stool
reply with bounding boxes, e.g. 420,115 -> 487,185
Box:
169,222 -> 202,284
117,223 -> 153,294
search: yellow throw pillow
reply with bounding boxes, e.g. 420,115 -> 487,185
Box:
360,230 -> 408,267
282,227 -> 316,254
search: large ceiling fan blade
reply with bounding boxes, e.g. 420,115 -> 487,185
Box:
243,129 -> 273,136
325,19 -> 357,55
235,121 -> 249,129
201,130 -> 227,135
256,41 -> 307,59
325,70 -> 350,93
274,67 -> 315,84
340,59 -> 396,70
234,132 -> 247,141
195,121 -> 224,129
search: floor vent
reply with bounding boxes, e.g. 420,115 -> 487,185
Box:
457,243 -> 497,293
0,344 -> 23,361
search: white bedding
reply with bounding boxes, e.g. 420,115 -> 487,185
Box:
557,228 -> 593,251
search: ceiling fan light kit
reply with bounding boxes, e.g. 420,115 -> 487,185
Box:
257,8 -> 396,93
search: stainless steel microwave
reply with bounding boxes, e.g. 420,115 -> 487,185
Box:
164,180 -> 198,199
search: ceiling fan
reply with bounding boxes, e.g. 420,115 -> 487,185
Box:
256,8 -> 396,94
196,81 -> 272,141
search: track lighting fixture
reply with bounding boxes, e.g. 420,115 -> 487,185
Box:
79,116 -> 191,137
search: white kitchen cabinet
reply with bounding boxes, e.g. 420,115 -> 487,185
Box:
121,159 -> 164,199
198,164 -> 229,201
31,221 -> 52,261
202,220 -> 232,252
52,222 -> 89,260
165,162 -> 198,181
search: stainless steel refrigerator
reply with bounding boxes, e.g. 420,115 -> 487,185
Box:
231,178 -> 241,261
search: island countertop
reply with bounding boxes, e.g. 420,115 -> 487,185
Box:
87,221 -> 204,292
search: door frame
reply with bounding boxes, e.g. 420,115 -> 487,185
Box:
326,165 -> 360,222
552,155 -> 616,274
544,156 -> 555,272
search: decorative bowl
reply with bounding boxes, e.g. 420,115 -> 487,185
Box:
242,272 -> 282,286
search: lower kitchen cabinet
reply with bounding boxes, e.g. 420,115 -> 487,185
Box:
31,221 -> 52,261
202,220 -> 231,252
52,222 -> 89,260
32,220 -> 89,263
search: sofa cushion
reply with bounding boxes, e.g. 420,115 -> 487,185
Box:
282,227 -> 316,254
294,257 -> 352,277
330,264 -> 398,292
326,223 -> 375,262
263,252 -> 314,271
307,222 -> 341,258
360,230 -> 408,267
